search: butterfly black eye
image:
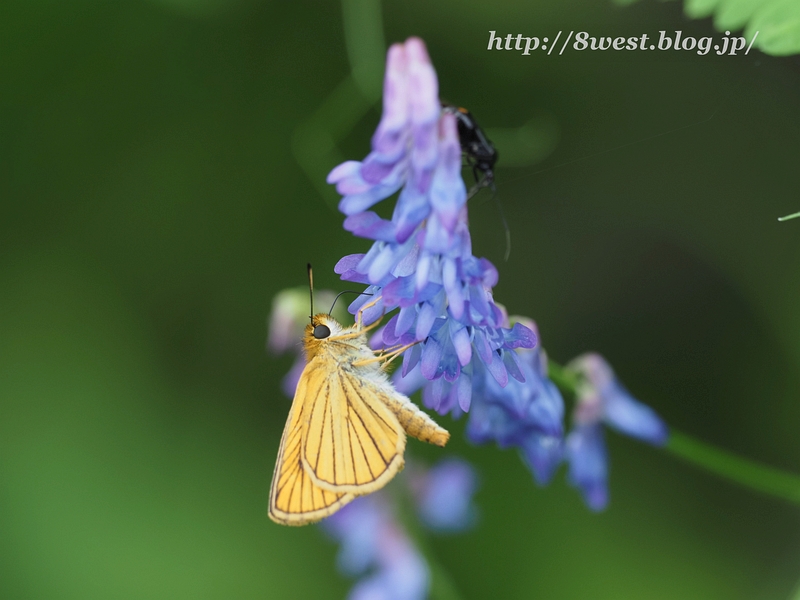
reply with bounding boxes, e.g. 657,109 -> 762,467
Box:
313,324 -> 331,339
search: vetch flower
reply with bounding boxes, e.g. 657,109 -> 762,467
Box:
466,318 -> 565,486
323,494 -> 429,600
408,458 -> 479,532
329,37 -> 536,417
322,458 -> 479,599
564,353 -> 669,510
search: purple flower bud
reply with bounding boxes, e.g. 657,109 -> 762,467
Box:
281,356 -> 306,398
565,424 -> 609,511
521,433 -> 562,485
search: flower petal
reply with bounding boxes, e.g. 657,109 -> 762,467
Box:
344,212 -> 398,242
521,433 -> 562,486
604,388 -> 669,446
566,424 -> 609,511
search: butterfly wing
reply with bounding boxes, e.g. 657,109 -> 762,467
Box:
269,367 -> 355,526
301,358 -> 407,495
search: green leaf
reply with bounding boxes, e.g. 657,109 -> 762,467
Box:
746,0 -> 800,55
713,0 -> 764,30
685,0 -> 722,19
623,0 -> 800,55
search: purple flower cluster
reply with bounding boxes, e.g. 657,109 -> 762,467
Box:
465,318 -> 565,486
323,36 -> 670,512
322,459 -> 478,600
461,321 -> 668,510
324,495 -> 428,600
329,37 -> 535,418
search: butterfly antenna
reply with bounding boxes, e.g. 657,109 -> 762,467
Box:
307,263 -> 314,323
329,290 -> 374,316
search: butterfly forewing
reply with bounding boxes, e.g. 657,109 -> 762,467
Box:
301,352 -> 406,494
269,370 -> 355,526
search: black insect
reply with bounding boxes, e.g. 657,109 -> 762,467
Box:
442,103 -> 498,194
442,103 -> 510,260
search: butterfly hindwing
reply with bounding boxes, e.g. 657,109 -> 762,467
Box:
301,354 -> 406,494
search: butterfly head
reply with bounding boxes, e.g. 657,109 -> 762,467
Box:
303,313 -> 349,358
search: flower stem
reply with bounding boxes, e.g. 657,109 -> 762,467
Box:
665,430 -> 800,504
546,359 -> 580,394
548,359 -> 800,505
423,546 -> 466,600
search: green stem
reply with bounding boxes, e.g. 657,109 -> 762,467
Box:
417,538 -> 465,600
548,359 -> 800,506
395,486 -> 466,600
778,211 -> 800,222
665,431 -> 800,504
291,0 -> 386,211
341,0 -> 385,99
547,359 -> 580,393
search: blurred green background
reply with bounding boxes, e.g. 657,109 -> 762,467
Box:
2,0 -> 800,598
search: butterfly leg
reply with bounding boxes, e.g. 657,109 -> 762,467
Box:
354,296 -> 383,329
372,342 -> 407,356
338,313 -> 384,341
359,312 -> 384,335
379,342 -> 418,370
352,341 -> 418,368
332,297 -> 386,342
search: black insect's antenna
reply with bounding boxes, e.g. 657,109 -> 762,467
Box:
328,290 -> 373,316
493,188 -> 511,262
307,263 -> 314,323
470,187 -> 508,257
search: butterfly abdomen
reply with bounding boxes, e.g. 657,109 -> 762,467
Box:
383,391 -> 450,447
